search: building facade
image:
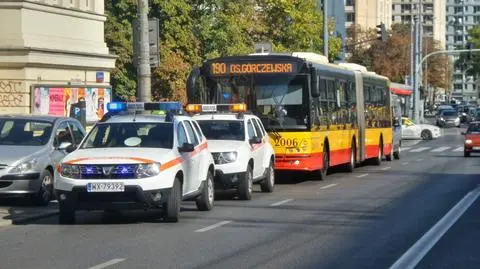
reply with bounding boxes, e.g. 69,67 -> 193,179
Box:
345,0 -> 393,30
446,0 -> 480,103
0,0 -> 116,118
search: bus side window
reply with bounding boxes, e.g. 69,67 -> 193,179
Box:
319,79 -> 329,128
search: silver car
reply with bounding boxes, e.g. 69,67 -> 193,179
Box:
0,115 -> 86,205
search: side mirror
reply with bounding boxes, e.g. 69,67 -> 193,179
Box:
178,143 -> 195,152
57,142 -> 72,151
249,137 -> 262,144
461,132 -> 466,135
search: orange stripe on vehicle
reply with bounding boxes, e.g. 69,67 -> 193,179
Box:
65,156 -> 156,164
188,142 -> 208,157
160,157 -> 183,170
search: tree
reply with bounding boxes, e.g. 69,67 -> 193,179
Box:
455,25 -> 480,78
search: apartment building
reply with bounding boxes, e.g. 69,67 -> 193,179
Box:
446,0 -> 480,103
345,0 -> 393,30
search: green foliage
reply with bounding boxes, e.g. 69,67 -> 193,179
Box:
456,25 -> 480,78
104,0 -> 343,101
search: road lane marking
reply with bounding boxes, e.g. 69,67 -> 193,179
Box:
381,166 -> 391,171
417,158 -> 423,161
431,146 -> 451,152
320,184 -> 337,190
195,220 -> 232,232
270,199 -> 294,207
402,162 -> 409,165
88,259 -> 125,269
453,146 -> 464,152
409,147 -> 430,153
389,185 -> 480,269
356,173 -> 369,178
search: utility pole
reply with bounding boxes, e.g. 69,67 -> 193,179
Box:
323,0 -> 328,58
418,0 -> 424,123
136,0 -> 151,102
461,0 -> 466,103
408,2 -> 415,119
412,16 -> 420,123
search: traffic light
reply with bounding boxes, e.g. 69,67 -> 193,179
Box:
376,23 -> 388,42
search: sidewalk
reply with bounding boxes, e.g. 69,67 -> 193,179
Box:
0,200 -> 58,226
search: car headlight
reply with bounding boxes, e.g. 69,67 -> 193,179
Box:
58,164 -> 81,178
9,158 -> 38,173
455,118 -> 460,122
136,163 -> 161,178
466,139 -> 473,144
440,117 -> 444,121
212,152 -> 238,164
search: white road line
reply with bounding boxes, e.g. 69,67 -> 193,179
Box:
381,166 -> 391,170
356,173 -> 369,178
417,158 -> 424,161
389,185 -> 480,269
195,220 -> 232,233
431,146 -> 451,152
402,147 -> 412,151
270,199 -> 294,207
87,259 -> 125,269
409,147 -> 430,153
453,146 -> 464,152
402,162 -> 409,165
320,184 -> 338,190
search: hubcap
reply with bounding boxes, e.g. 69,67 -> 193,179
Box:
207,177 -> 214,204
269,165 -> 274,185
41,175 -> 52,202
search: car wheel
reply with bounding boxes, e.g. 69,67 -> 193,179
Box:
394,143 -> 401,160
464,151 -> 471,157
58,202 -> 75,225
260,161 -> 275,193
32,169 -> 54,206
196,171 -> 214,211
162,177 -> 181,222
421,130 -> 432,140
345,142 -> 355,172
238,165 -> 253,200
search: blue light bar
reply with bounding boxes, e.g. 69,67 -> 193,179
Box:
144,102 -> 182,111
106,102 -> 127,112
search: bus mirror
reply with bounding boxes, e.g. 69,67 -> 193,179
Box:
311,72 -> 320,97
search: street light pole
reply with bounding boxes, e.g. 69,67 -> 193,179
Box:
323,0 -> 329,58
461,0 -> 466,103
136,0 -> 151,102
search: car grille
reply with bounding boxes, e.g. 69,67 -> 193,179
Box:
78,164 -> 138,179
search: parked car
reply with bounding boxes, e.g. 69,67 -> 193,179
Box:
401,117 -> 441,140
0,115 -> 86,205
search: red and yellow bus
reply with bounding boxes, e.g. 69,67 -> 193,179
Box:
187,52 -> 392,178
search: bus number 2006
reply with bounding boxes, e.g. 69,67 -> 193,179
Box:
274,138 -> 299,147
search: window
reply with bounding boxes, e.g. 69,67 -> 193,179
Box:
177,122 -> 188,146
184,121 -> 199,146
247,120 -> 256,139
474,6 -> 480,13
55,122 -> 74,147
191,120 -> 204,141
252,119 -> 264,138
454,7 -> 462,13
346,13 -> 355,22
68,121 -> 85,145
198,120 -> 245,141
0,119 -> 53,146
255,118 -> 267,137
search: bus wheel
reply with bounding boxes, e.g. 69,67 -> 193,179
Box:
345,142 -> 355,173
386,145 -> 393,161
320,144 -> 329,179
372,142 -> 382,166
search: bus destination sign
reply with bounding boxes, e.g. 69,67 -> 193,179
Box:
209,62 -> 296,76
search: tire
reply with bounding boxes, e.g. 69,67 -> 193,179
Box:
319,143 -> 329,180
421,130 -> 432,140
345,142 -> 355,173
163,177 -> 181,222
372,142 -> 382,166
393,143 -> 401,160
196,171 -> 214,211
238,165 -> 253,200
260,161 -> 275,193
464,151 -> 471,157
58,203 -> 75,225
386,144 -> 393,161
31,169 -> 54,206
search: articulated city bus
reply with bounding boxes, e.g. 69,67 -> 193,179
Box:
186,52 -> 392,178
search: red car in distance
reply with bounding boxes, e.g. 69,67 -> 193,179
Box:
463,122 -> 480,157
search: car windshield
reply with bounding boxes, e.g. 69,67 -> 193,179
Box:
467,123 -> 480,134
0,119 -> 53,146
197,120 -> 245,141
442,110 -> 457,116
81,122 -> 173,149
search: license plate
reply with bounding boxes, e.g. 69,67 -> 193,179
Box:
473,147 -> 480,150
87,182 -> 125,192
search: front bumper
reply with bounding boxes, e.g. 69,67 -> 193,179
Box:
55,186 -> 172,210
439,120 -> 460,127
214,170 -> 246,189
0,172 -> 42,196
464,145 -> 480,153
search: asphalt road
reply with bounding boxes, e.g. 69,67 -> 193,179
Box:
0,127 -> 479,269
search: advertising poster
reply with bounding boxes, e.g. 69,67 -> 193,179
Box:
32,86 -> 112,123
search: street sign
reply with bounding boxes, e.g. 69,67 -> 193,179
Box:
133,18 -> 160,68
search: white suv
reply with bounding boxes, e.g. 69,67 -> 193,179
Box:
189,104 -> 275,200
54,102 -> 215,224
